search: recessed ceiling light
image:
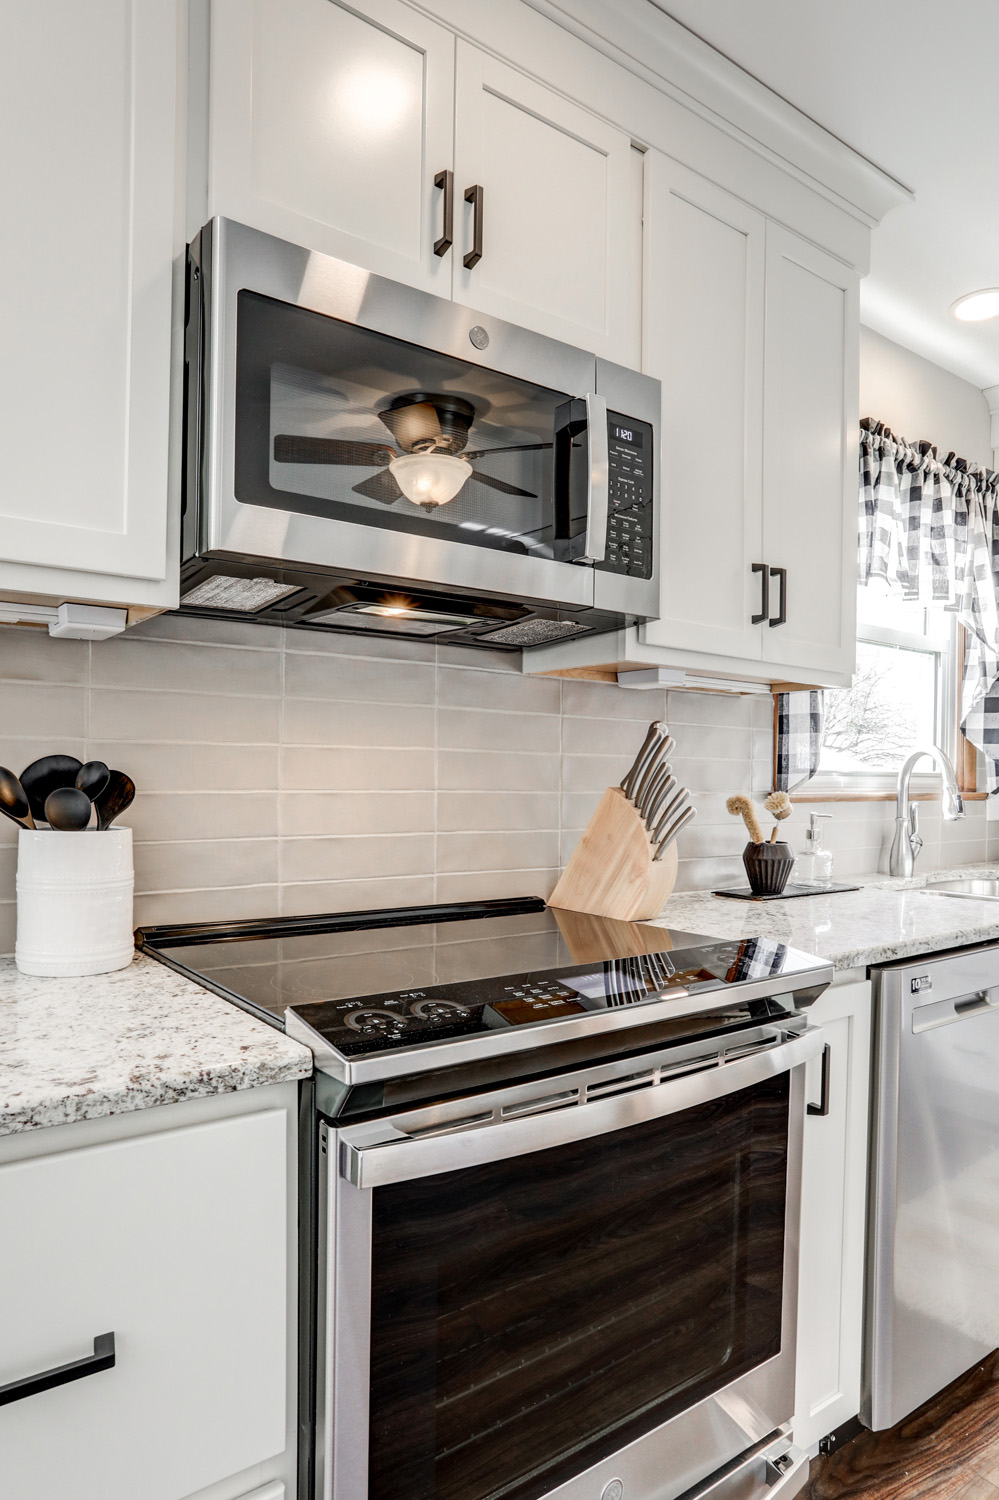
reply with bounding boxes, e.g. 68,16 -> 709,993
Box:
951,289 -> 999,322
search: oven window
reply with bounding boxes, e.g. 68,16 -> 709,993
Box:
234,291 -> 569,560
367,1074 -> 789,1500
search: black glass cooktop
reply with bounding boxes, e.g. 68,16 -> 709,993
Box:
137,897 -> 830,1064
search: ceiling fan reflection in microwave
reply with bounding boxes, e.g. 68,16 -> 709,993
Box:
273,391 -> 548,511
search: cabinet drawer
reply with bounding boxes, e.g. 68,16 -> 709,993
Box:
0,1110 -> 288,1500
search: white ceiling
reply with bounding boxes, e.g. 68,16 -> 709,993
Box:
659,0 -> 999,391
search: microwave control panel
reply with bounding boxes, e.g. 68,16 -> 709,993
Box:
604,412 -> 653,578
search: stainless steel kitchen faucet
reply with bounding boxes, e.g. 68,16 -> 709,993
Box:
888,746 -> 965,877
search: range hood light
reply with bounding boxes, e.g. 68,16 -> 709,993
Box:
354,602 -> 480,627
388,452 -> 472,509
952,289 -> 999,322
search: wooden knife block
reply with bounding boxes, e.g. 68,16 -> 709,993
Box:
548,785 -> 678,922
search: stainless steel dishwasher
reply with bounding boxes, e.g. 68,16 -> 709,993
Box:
865,944 -> 999,1430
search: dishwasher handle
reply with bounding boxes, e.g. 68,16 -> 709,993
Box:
912,987 -> 999,1033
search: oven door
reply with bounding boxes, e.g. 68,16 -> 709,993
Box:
317,1023 -> 820,1500
188,218 -> 660,621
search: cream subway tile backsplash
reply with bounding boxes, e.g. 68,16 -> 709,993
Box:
0,618 -> 992,955
437,791 -> 560,832
90,688 -> 281,743
281,697 -> 435,748
436,706 -> 561,753
281,834 -> 436,883
284,650 -> 436,704
279,791 -> 435,837
280,744 -> 435,791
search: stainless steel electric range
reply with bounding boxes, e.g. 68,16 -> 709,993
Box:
138,896 -> 833,1500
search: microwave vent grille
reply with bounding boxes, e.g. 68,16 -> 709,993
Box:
180,574 -> 302,612
480,619 -> 590,647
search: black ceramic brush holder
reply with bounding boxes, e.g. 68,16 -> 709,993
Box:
743,840 -> 795,896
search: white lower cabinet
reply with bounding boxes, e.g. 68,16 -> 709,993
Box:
0,1087 -> 297,1500
793,978 -> 872,1450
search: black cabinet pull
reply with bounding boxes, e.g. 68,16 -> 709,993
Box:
433,169 -> 453,257
0,1332 -> 116,1407
751,562 -> 769,624
463,184 -> 483,269
807,1043 -> 831,1116
769,565 -> 787,627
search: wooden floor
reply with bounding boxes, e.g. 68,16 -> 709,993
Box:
803,1353 -> 999,1500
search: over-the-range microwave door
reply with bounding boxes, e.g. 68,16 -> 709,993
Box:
185,219 -> 660,643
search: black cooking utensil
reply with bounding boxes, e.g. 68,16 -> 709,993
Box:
44,786 -> 93,831
76,760 -> 110,801
94,770 -> 135,830
0,766 -> 34,829
20,755 -> 83,825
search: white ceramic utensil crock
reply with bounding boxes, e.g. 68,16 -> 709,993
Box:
15,828 -> 134,976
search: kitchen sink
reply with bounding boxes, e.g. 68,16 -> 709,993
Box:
924,878 -> 999,901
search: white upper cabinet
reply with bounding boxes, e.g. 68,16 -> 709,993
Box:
0,0 -> 180,608
641,154 -> 765,661
761,227 -> 859,677
208,0 -> 456,295
451,43 -> 641,364
205,3 -> 642,362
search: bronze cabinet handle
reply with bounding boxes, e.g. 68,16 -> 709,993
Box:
463,184 -> 483,269
433,169 -> 453,257
751,562 -> 769,624
769,566 -> 787,627
0,1332 -> 116,1407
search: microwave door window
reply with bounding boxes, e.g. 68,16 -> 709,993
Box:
366,1073 -> 789,1500
234,291 -> 566,561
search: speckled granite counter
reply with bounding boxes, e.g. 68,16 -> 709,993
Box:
0,952 -> 312,1138
657,863 -> 999,973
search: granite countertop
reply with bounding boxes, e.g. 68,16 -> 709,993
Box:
0,952 -> 312,1138
657,863 -> 999,973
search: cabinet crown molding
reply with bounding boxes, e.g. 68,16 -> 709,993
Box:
522,0 -> 912,226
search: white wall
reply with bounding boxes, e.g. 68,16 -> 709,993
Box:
860,326 -> 992,466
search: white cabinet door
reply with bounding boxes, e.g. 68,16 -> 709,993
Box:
762,226 -> 859,677
793,979 -> 872,1450
0,0 -> 177,590
209,0 -> 455,295
451,42 -> 641,364
0,1110 -> 288,1500
640,154 -> 766,659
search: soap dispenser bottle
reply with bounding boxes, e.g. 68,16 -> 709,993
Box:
798,813 -> 834,883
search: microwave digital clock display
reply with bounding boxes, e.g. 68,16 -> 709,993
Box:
611,423 -> 643,448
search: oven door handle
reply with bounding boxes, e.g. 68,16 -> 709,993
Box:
339,1027 -> 823,1189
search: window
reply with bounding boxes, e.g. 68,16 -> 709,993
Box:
804,578 -> 966,797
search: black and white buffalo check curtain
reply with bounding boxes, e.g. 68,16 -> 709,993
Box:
774,690 -> 825,792
859,418 -> 999,791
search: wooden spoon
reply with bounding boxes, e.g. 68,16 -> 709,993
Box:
0,766 -> 34,829
95,770 -> 135,830
44,787 -> 94,830
20,755 -> 83,825
76,760 -> 110,801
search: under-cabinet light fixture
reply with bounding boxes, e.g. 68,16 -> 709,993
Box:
617,668 -> 770,695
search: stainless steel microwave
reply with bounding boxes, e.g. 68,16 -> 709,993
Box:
181,219 -> 660,651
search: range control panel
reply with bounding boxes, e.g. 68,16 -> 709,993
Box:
604,412 -> 654,579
